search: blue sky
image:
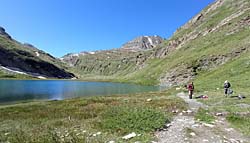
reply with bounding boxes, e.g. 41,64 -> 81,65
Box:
0,0 -> 214,57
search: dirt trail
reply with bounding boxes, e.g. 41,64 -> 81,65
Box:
155,92 -> 250,143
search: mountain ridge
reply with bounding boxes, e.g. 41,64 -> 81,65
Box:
0,28 -> 75,79
61,0 -> 250,88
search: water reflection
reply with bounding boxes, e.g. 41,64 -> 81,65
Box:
0,80 -> 163,104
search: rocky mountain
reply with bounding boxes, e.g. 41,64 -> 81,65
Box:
61,35 -> 163,65
61,36 -> 163,77
0,27 -> 75,79
121,36 -> 163,51
0,27 -> 11,39
63,0 -> 250,88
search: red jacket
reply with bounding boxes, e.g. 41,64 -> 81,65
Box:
188,84 -> 194,91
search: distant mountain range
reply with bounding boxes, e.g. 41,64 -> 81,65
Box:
61,35 -> 164,67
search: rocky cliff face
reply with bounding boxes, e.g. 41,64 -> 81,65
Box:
121,36 -> 163,51
0,26 -> 11,39
0,27 -> 75,79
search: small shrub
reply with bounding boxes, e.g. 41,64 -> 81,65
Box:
100,106 -> 169,134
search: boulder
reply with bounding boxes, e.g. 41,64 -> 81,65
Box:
122,132 -> 137,140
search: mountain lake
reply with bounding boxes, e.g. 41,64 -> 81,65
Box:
0,80 -> 164,104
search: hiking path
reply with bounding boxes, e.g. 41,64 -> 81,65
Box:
155,92 -> 250,143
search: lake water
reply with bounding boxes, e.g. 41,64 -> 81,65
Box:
0,80 -> 163,104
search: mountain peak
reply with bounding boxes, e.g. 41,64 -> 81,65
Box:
121,35 -> 163,51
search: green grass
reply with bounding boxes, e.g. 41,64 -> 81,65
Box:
100,106 -> 168,134
227,113 -> 250,135
0,70 -> 34,79
194,90 -> 250,135
0,91 -> 187,143
195,108 -> 215,124
194,51 -> 250,92
191,47 -> 250,134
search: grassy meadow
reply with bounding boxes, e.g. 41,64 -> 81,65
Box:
0,90 -> 187,143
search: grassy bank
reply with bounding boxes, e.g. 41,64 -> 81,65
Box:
0,91 -> 187,143
0,70 -> 34,79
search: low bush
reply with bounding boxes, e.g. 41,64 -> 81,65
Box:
100,106 -> 169,134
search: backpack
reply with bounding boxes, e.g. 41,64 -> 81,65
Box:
228,88 -> 233,94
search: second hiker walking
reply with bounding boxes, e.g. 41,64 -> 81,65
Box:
224,80 -> 231,97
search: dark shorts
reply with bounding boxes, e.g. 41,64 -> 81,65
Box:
224,88 -> 229,95
189,90 -> 193,99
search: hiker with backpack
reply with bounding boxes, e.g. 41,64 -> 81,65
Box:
187,82 -> 194,99
224,80 -> 231,97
